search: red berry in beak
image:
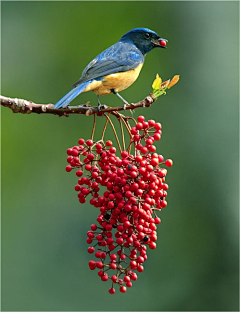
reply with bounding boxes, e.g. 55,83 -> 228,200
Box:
160,40 -> 167,47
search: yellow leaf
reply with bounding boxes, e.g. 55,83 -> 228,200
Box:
161,79 -> 171,89
168,75 -> 180,89
152,74 -> 162,90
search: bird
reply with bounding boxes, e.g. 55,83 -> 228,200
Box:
54,27 -> 167,110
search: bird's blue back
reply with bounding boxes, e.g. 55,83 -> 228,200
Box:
73,41 -> 144,86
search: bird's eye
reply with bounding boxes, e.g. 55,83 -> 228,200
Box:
144,33 -> 150,39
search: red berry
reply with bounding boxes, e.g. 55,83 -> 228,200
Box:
96,143 -> 102,149
142,121 -> 149,129
141,147 -> 148,154
149,241 -> 157,249
137,265 -> 144,272
123,221 -> 131,228
148,119 -> 155,127
124,275 -> 131,282
109,147 -> 116,154
95,251 -> 102,258
110,254 -> 117,261
165,159 -> 173,167
91,224 -> 97,231
135,155 -> 143,162
150,158 -> 159,166
146,138 -> 154,145
67,156 -> 73,164
136,143 -> 142,150
137,256 -> 144,263
130,261 -> 137,269
76,170 -> 83,177
154,133 -> 161,141
109,288 -> 115,294
116,237 -> 124,245
126,282 -> 132,287
161,200 -> 167,208
158,155 -> 164,162
71,149 -> 79,156
85,164 -> 92,171
75,185 -> 80,191
136,123 -> 143,130
86,139 -> 93,146
78,138 -> 85,145
67,148 -> 73,155
108,201 -> 115,209
130,272 -> 138,281
106,140 -> 113,146
86,238 -> 92,244
96,261 -> 103,269
137,115 -> 145,123
88,247 -> 95,254
117,225 -> 124,232
105,224 -> 112,231
125,191 -> 132,198
108,244 -> 116,251
110,263 -> 117,270
120,286 -> 127,293
111,275 -> 117,283
148,145 -> 156,152
87,153 -> 94,160
65,165 -> 72,172
101,273 -> 108,281
133,135 -> 141,142
154,122 -> 162,130
88,260 -> 95,267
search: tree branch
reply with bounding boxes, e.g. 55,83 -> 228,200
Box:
0,94 -> 157,117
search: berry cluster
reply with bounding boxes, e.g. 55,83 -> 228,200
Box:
65,116 -> 173,294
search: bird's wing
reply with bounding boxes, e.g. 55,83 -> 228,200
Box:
73,42 -> 144,87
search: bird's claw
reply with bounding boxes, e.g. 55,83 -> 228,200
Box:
129,109 -> 135,116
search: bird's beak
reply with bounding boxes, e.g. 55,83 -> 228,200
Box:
151,38 -> 168,48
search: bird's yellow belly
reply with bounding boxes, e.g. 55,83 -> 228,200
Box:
83,63 -> 143,95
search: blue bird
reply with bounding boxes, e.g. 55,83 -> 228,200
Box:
54,28 -> 167,109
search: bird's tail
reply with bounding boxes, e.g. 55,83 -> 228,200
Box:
54,81 -> 89,109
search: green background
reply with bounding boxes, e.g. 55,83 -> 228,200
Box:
1,1 -> 239,311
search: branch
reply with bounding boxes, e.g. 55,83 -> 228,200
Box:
1,74 -> 180,117
0,94 -> 157,117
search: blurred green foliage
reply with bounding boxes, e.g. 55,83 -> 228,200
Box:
1,1 -> 239,311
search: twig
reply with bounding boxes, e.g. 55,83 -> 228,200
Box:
0,94 -> 157,117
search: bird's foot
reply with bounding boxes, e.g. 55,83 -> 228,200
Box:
111,90 -> 129,110
123,103 -> 128,110
98,104 -> 108,112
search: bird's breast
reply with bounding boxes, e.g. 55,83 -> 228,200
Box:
83,63 -> 143,95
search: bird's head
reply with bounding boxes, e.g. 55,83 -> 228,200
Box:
119,28 -> 167,54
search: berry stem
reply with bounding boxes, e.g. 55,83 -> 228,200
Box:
104,114 -> 122,153
101,114 -> 109,141
118,117 -> 126,151
91,114 -> 96,141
